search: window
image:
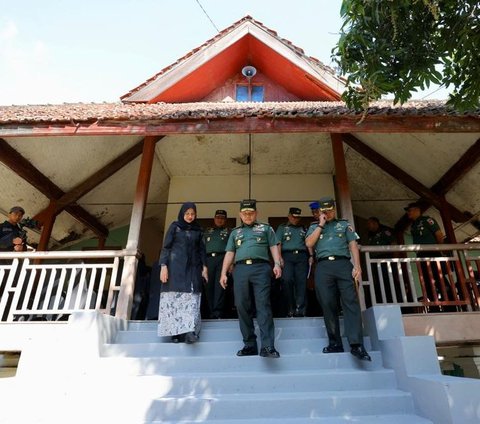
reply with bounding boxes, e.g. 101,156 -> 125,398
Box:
236,84 -> 264,102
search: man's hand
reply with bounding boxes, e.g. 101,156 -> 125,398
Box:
352,266 -> 362,281
13,237 -> 23,252
219,274 -> 228,289
202,266 -> 208,283
273,263 -> 282,279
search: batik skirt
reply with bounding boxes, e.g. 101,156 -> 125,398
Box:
157,291 -> 201,337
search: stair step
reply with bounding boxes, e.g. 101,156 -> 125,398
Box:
145,389 -> 415,421
92,369 -> 396,393
116,325 -> 334,343
152,415 -> 433,423
103,337 -> 372,357
97,351 -> 383,374
127,317 -> 339,331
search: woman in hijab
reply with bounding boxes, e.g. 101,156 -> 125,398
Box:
158,202 -> 208,343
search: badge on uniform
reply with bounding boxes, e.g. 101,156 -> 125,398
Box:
207,237 -> 211,242
286,236 -> 291,241
237,240 -> 242,246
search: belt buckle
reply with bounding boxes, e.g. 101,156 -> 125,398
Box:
246,259 -> 253,265
211,252 -> 216,257
328,256 -> 335,261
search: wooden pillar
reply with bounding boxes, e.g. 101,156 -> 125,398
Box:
116,137 -> 157,319
439,196 -> 457,243
37,201 -> 58,251
331,134 -> 355,226
97,237 -> 106,249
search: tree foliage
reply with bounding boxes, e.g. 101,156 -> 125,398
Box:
333,0 -> 480,111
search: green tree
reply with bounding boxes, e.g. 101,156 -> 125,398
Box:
333,0 -> 479,111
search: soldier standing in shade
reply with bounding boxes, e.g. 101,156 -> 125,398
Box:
365,217 -> 395,304
276,207 -> 313,317
220,199 -> 282,358
204,209 -> 231,319
405,202 -> 447,309
306,197 -> 371,361
0,206 -> 26,252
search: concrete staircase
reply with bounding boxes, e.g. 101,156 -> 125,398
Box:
94,318 -> 432,423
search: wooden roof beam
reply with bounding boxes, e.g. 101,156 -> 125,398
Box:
40,136 -> 163,216
341,133 -> 470,223
431,138 -> 480,195
0,138 -> 108,237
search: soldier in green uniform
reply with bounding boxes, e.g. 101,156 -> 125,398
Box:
306,197 -> 371,361
220,199 -> 282,358
405,202 -> 446,308
276,207 -> 313,317
204,210 -> 231,318
366,217 -> 395,304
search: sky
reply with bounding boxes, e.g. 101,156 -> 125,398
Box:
0,0 -> 449,106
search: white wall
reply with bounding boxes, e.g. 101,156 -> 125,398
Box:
164,174 -> 334,229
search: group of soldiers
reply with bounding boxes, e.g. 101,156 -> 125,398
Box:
203,197 -> 370,361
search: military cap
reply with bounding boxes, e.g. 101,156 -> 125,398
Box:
240,199 -> 256,212
215,209 -> 227,217
309,201 -> 320,210
288,207 -> 301,217
318,196 -> 336,211
9,206 -> 25,215
404,202 -> 421,211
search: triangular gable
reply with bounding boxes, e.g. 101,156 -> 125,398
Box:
121,16 -> 346,103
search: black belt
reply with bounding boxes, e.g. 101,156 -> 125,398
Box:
283,250 -> 307,255
235,259 -> 269,265
207,252 -> 225,257
317,255 -> 349,262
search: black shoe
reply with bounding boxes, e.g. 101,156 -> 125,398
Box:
259,346 -> 280,358
322,344 -> 344,353
171,334 -> 185,343
350,345 -> 372,361
236,345 -> 258,356
185,332 -> 199,344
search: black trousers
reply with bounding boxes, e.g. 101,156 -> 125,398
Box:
233,263 -> 275,349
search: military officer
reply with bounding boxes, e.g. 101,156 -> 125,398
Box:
405,202 -> 446,308
309,201 -> 321,224
0,206 -> 26,252
204,209 -> 231,318
220,199 -> 282,358
305,196 -> 371,361
366,217 -> 395,304
276,207 -> 313,317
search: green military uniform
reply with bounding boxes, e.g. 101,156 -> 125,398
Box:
407,207 -> 445,306
276,207 -> 309,316
366,223 -> 395,303
307,216 -> 363,348
204,217 -> 231,318
226,217 -> 278,349
410,216 -> 440,244
367,227 -> 394,248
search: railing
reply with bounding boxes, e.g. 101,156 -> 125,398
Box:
0,250 -> 137,322
359,243 -> 480,312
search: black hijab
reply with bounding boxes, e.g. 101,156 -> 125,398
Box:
176,202 -> 202,231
